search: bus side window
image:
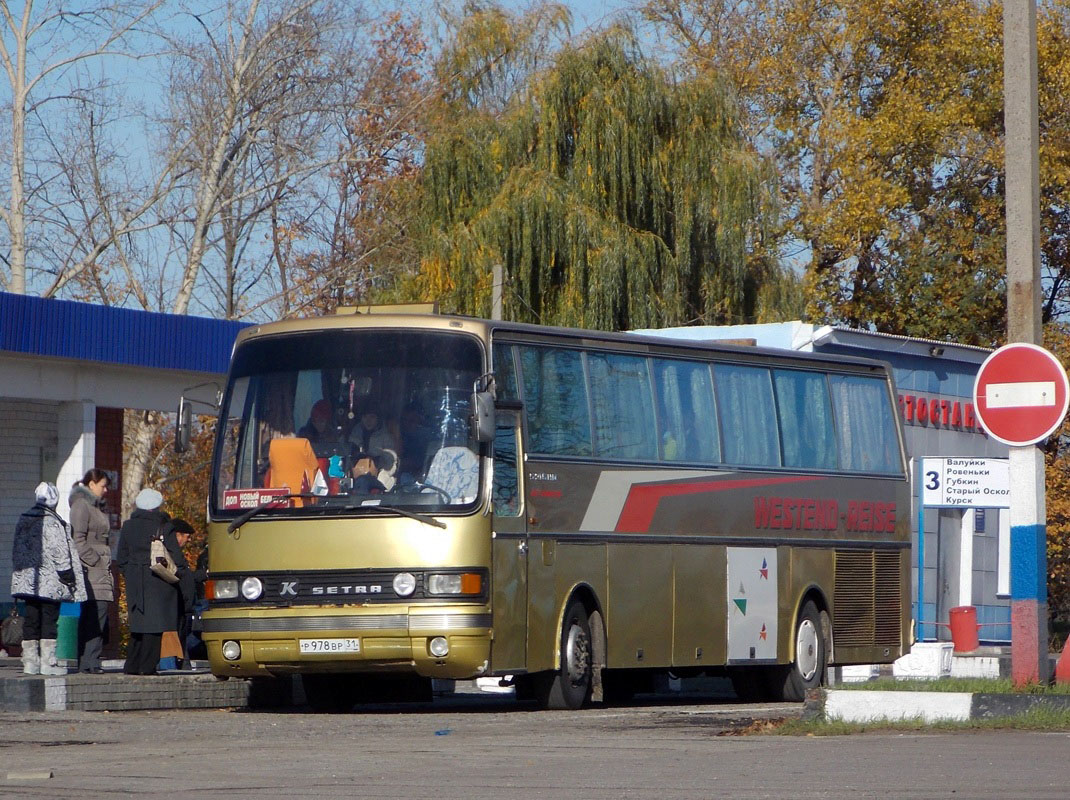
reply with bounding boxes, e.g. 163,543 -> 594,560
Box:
774,369 -> 838,470
588,352 -> 657,461
829,375 -> 901,474
518,345 -> 592,456
653,358 -> 720,463
492,422 -> 521,517
714,363 -> 780,467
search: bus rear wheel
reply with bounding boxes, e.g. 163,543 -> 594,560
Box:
768,600 -> 827,702
538,600 -> 593,710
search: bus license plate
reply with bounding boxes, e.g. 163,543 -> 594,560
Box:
299,638 -> 360,654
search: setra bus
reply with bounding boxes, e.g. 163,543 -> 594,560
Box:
194,308 -> 910,709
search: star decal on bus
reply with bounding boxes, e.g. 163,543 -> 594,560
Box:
733,582 -> 747,615
760,558 -> 768,579
759,624 -> 767,641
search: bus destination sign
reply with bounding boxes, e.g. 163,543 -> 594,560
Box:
921,458 -> 1009,508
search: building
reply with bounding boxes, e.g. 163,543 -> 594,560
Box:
1,291 -> 245,621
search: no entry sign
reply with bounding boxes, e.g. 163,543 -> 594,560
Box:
973,342 -> 1070,446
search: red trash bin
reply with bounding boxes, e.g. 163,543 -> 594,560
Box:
948,605 -> 980,652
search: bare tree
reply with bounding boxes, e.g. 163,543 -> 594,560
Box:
155,0 -> 361,318
118,0 -> 436,509
0,0 -> 161,294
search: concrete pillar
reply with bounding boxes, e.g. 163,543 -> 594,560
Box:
55,401 -> 96,520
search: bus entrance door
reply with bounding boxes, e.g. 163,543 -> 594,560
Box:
490,410 -> 528,673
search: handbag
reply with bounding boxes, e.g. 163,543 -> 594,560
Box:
1,607 -> 23,648
150,528 -> 181,584
160,630 -> 184,660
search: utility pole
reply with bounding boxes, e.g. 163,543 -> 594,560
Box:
492,264 -> 504,321
1003,1 -> 1048,685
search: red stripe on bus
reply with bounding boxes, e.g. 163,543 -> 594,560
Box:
614,475 -> 823,533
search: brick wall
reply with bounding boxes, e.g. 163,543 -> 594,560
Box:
95,408 -> 123,529
0,400 -> 60,604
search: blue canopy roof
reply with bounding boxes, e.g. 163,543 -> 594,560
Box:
0,291 -> 249,375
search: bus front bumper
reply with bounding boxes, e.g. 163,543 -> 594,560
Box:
201,606 -> 492,679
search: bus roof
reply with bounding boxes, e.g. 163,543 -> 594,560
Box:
233,313 -> 894,374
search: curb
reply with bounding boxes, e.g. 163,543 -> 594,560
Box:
0,672 -> 296,713
810,688 -> 1070,723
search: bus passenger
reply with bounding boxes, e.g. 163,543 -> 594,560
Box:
298,399 -> 340,443
348,451 -> 387,496
349,403 -> 398,488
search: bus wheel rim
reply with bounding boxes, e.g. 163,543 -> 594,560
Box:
796,619 -> 819,682
564,624 -> 590,685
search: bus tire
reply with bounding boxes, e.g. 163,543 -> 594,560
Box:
770,600 -> 826,702
541,600 -> 593,710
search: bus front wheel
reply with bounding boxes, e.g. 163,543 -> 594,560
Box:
770,600 -> 827,702
538,600 -> 593,710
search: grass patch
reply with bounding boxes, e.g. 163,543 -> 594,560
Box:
836,677 -> 1070,694
755,706 -> 1070,736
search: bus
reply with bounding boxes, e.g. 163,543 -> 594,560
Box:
196,309 -> 910,709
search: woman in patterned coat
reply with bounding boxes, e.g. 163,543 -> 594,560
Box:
10,482 -> 87,675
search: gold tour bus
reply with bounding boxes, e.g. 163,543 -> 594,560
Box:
191,307 -> 910,710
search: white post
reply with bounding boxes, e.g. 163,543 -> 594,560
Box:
958,509 -> 974,607
55,401 -> 96,520
998,510 -> 1011,597
492,264 -> 503,321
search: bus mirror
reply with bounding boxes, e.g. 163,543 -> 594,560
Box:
175,396 -> 193,453
471,391 -> 496,443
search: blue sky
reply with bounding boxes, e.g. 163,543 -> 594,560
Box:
564,0 -> 635,31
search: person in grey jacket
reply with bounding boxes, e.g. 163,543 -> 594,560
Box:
10,482 -> 88,675
70,469 -> 113,673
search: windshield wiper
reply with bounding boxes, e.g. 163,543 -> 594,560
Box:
342,501 -> 447,529
226,493 -> 448,532
226,493 -> 321,533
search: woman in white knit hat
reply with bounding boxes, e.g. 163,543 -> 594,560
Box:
10,482 -> 87,675
116,487 -> 188,675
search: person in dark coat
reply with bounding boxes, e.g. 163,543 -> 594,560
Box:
117,487 -> 188,675
171,519 -> 203,669
70,468 -> 114,673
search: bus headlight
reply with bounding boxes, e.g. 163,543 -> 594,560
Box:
212,579 -> 239,599
393,572 -> 416,597
241,576 -> 263,600
427,573 -> 482,595
429,637 -> 449,658
222,640 -> 242,661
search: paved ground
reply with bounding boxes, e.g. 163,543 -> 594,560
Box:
1,690 -> 1068,799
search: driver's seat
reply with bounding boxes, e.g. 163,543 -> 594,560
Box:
424,446 -> 479,504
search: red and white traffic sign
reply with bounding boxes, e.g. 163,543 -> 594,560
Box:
973,342 -> 1070,446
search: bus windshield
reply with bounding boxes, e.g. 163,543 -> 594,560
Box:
212,329 -> 484,518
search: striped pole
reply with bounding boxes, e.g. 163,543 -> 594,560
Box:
1009,447 -> 1048,684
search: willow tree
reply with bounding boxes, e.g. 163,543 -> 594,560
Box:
417,23 -> 795,330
